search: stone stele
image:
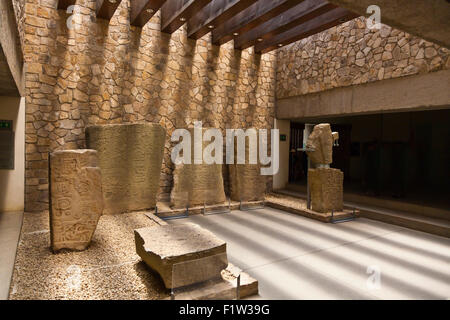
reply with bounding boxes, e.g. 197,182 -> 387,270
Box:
86,123 -> 166,214
306,123 -> 335,165
308,167 -> 344,213
229,131 -> 266,202
170,128 -> 226,208
135,223 -> 228,289
49,149 -> 104,251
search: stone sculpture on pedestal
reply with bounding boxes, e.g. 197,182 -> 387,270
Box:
86,123 -> 166,214
49,149 -> 104,251
306,124 -> 343,213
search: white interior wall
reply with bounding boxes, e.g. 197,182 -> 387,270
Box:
0,96 -> 24,212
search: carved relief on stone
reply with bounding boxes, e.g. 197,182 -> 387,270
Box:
49,149 -> 104,252
170,128 -> 226,208
86,123 -> 166,214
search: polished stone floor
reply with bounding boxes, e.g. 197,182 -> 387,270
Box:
169,207 -> 450,299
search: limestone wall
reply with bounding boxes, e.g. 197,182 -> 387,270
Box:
21,0 -> 276,211
276,17 -> 450,99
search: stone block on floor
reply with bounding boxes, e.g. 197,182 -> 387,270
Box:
135,223 -> 228,289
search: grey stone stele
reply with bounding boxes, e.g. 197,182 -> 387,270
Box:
86,123 -> 166,214
229,133 -> 266,202
134,223 -> 228,289
49,149 -> 104,251
170,128 -> 226,208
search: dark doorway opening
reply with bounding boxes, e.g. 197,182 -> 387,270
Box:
288,109 -> 450,209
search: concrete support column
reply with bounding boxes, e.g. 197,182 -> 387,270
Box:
273,119 -> 290,190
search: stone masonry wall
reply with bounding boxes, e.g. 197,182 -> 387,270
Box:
22,0 -> 276,211
277,17 -> 450,99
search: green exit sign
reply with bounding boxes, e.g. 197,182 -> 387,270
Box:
280,134 -> 287,141
0,120 -> 12,130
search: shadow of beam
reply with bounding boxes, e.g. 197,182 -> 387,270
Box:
186,219 -> 377,299
238,209 -> 450,283
185,212 -> 443,299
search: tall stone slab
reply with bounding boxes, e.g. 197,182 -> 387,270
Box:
171,128 -> 226,208
86,123 -> 166,214
49,149 -> 104,251
228,132 -> 266,202
308,167 -> 344,213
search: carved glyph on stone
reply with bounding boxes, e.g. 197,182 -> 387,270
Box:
135,223 -> 228,289
86,123 -> 166,214
228,131 -> 266,202
170,128 -> 226,208
308,167 -> 344,213
49,149 -> 104,251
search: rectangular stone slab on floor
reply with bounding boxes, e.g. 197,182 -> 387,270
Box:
135,223 -> 228,289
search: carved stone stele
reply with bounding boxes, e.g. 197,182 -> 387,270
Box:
86,123 -> 166,214
306,123 -> 334,165
49,149 -> 104,251
308,167 -> 344,213
135,223 -> 228,289
170,128 -> 226,208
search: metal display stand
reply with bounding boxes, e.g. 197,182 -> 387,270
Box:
156,205 -> 189,221
202,198 -> 231,216
239,199 -> 265,211
331,208 -> 357,224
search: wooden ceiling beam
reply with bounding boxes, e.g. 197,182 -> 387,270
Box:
57,0 -> 76,10
234,0 -> 335,50
211,0 -> 305,46
130,0 -> 168,27
187,0 -> 258,40
161,0 -> 212,34
255,7 -> 358,53
96,0 -> 122,20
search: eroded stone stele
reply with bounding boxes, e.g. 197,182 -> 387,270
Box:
229,132 -> 266,202
170,128 -> 226,208
86,123 -> 166,214
135,223 -> 228,289
49,149 -> 104,251
308,167 -> 344,213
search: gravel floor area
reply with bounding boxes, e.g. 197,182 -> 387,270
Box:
9,211 -> 170,300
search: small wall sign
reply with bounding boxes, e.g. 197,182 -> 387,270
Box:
0,120 -> 12,130
0,120 -> 14,169
280,134 -> 287,141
